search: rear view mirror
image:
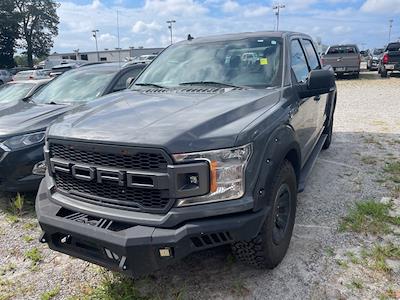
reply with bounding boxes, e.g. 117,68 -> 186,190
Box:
299,68 -> 335,98
126,77 -> 136,88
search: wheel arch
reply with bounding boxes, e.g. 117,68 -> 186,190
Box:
252,124 -> 301,211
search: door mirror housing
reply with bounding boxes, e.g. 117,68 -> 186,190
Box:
298,68 -> 335,98
126,77 -> 136,88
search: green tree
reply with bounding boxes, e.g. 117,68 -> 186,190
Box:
15,0 -> 59,67
0,0 -> 19,68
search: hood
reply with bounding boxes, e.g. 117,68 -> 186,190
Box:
49,88 -> 281,153
0,101 -> 72,137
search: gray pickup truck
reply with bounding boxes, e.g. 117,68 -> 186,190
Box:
322,44 -> 361,77
379,42 -> 400,77
36,31 -> 337,277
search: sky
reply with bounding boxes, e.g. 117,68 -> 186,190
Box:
51,0 -> 400,53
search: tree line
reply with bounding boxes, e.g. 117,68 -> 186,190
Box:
0,0 -> 59,68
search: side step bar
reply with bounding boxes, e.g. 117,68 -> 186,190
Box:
298,134 -> 327,192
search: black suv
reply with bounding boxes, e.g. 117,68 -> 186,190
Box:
0,63 -> 146,192
36,31 -> 336,277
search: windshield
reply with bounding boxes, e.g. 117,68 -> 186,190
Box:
31,68 -> 116,104
134,37 -> 283,88
373,49 -> 384,55
0,83 -> 35,102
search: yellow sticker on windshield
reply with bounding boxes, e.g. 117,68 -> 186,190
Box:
260,58 -> 268,65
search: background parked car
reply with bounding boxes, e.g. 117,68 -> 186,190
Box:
0,69 -> 13,85
0,79 -> 51,104
0,62 -> 147,192
378,42 -> 400,78
368,48 -> 384,71
13,70 -> 50,81
360,49 -> 371,69
321,44 -> 361,77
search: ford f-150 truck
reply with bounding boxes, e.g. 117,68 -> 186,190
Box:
379,42 -> 400,78
322,44 -> 361,77
36,31 -> 337,277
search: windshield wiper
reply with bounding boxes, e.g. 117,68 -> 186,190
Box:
46,101 -> 58,105
22,96 -> 34,103
179,81 -> 243,88
134,83 -> 167,89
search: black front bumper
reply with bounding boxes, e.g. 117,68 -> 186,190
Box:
0,144 -> 44,192
36,180 -> 266,277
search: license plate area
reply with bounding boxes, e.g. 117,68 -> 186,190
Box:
385,64 -> 395,70
335,67 -> 345,72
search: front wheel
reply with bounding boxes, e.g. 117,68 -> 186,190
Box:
232,160 -> 297,269
381,68 -> 388,78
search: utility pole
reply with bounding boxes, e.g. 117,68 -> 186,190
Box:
388,19 -> 393,43
166,20 -> 176,45
273,3 -> 285,31
92,29 -> 100,62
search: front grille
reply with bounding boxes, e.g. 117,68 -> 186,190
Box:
50,143 -> 168,171
48,140 -> 173,213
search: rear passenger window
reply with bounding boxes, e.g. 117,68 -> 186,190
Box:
302,40 -> 320,70
290,40 -> 309,83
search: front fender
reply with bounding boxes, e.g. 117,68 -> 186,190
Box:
251,124 -> 301,211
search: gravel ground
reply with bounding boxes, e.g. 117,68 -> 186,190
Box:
0,72 -> 399,300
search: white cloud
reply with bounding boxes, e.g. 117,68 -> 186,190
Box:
332,25 -> 352,34
132,21 -> 162,33
143,0 -> 208,16
222,0 -> 240,13
98,33 -> 117,43
361,0 -> 400,13
243,6 -> 270,17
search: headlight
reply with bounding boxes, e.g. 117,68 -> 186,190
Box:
0,132 -> 45,150
173,144 -> 252,206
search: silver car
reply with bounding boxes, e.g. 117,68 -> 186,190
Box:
0,69 -> 12,85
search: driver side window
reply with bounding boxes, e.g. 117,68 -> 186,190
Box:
290,40 -> 309,83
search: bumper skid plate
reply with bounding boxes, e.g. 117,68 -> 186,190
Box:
37,193 -> 266,277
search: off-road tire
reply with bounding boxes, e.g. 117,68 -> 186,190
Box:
231,160 -> 297,269
381,68 -> 388,78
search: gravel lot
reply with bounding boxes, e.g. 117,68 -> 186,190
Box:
0,72 -> 399,300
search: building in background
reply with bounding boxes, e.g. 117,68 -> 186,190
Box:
47,47 -> 163,63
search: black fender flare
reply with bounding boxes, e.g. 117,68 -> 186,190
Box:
252,124 -> 301,211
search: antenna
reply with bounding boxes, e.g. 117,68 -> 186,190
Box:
166,20 -> 176,45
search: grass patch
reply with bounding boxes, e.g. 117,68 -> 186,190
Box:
335,259 -> 349,268
0,263 -> 16,276
360,155 -> 377,165
370,243 -> 400,273
325,247 -> 335,257
23,221 -> 38,231
22,235 -> 34,243
345,251 -> 360,264
384,161 -> 400,183
40,286 -> 60,300
363,136 -> 383,147
349,278 -> 363,290
24,248 -> 42,265
75,273 -> 148,300
8,193 -> 25,216
339,200 -> 400,234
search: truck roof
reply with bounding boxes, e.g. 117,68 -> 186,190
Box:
177,31 -> 310,44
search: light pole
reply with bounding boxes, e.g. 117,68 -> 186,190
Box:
92,29 -> 100,62
166,20 -> 176,45
273,3 -> 285,31
388,19 -> 393,43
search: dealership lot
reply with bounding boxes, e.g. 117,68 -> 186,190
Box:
0,72 -> 399,299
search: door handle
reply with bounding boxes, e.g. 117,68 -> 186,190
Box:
314,95 -> 321,101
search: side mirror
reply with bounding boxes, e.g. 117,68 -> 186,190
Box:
126,76 -> 136,88
298,68 -> 335,98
